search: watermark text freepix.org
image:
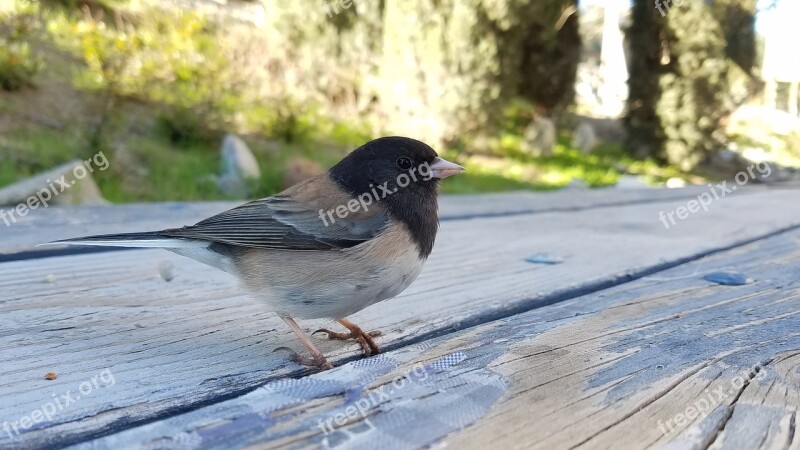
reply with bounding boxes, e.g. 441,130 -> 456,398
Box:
316,362 -> 430,435
318,161 -> 433,227
0,151 -> 110,227
654,0 -> 685,17
658,162 -> 771,230
3,368 -> 116,440
656,363 -> 766,436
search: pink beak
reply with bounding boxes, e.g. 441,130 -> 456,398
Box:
429,157 -> 465,179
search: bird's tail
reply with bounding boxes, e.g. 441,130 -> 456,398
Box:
48,232 -> 207,249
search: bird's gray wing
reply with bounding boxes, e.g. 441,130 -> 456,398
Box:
163,176 -> 388,250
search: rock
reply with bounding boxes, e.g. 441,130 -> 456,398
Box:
571,121 -> 598,154
571,115 -> 627,147
0,160 -> 108,208
520,117 -> 556,157
217,134 -> 261,197
283,157 -> 324,189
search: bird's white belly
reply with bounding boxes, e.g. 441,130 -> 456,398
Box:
233,223 -> 428,319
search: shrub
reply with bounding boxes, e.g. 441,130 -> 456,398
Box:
0,41 -> 41,90
55,8 -> 243,144
0,1 -> 43,91
626,0 -> 758,171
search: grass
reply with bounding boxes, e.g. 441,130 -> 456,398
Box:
440,135 -> 684,194
0,124 -> 357,203
0,132 -> 326,203
3,122 -> 676,201
0,121 -> 684,202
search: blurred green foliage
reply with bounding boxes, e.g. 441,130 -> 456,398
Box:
49,8 -> 240,144
627,0 -> 759,171
378,0 -> 581,146
8,0 -> 771,204
0,40 -> 41,90
713,0 -> 758,72
0,1 -> 43,91
625,0 -> 666,160
658,2 -> 733,171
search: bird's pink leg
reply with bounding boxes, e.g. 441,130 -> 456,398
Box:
281,317 -> 333,370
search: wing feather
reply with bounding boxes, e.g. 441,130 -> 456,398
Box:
162,176 -> 387,250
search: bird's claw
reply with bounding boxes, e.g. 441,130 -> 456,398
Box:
313,328 -> 382,339
312,328 -> 353,340
272,346 -> 332,370
313,328 -> 382,356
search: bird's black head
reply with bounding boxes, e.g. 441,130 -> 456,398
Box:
329,136 -> 464,258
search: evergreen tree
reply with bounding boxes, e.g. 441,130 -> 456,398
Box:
625,0 -> 667,159
625,0 -> 757,170
380,0 -> 581,145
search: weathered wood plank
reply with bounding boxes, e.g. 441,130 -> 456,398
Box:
62,224 -> 800,450
0,189 -> 797,448
0,186 -> 721,256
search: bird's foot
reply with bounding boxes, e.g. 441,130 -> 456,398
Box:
313,328 -> 382,340
273,347 -> 333,370
313,328 -> 382,356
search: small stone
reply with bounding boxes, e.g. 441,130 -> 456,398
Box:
525,253 -> 564,265
520,117 -> 556,157
0,160 -> 108,207
44,372 -> 57,380
44,274 -> 57,283
571,121 -> 597,154
704,272 -> 754,286
217,134 -> 261,197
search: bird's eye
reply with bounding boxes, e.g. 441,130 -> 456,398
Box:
396,157 -> 413,170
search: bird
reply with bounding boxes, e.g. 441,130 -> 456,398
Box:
52,136 -> 464,369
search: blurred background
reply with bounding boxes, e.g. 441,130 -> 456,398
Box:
0,0 -> 798,204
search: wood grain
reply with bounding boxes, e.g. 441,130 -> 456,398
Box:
0,188 -> 797,448
62,220 -> 800,450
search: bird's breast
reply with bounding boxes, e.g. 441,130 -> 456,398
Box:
233,221 -> 427,319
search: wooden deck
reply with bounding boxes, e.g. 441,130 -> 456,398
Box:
2,186 -> 800,449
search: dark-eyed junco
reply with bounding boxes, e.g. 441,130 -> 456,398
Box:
54,136 -> 464,369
